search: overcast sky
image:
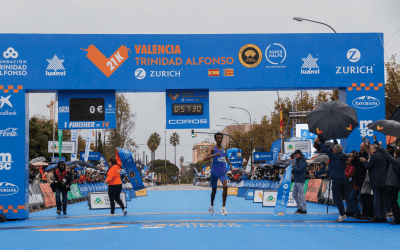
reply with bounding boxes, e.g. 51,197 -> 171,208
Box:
3,0 -> 399,166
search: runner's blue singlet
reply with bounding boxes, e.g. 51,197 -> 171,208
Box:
211,146 -> 227,174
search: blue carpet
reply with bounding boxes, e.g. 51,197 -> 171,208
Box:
1,190 -> 399,250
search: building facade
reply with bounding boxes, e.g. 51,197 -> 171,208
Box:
192,139 -> 214,163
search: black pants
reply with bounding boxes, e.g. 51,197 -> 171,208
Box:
332,179 -> 345,216
387,186 -> 400,222
360,194 -> 374,218
372,187 -> 387,220
108,184 -> 124,214
55,187 -> 68,212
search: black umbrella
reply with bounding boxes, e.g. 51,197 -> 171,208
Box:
367,120 -> 400,138
66,160 -> 92,168
390,106 -> 400,122
307,101 -> 359,140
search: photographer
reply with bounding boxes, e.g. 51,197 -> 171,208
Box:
50,161 -> 72,216
292,150 -> 307,214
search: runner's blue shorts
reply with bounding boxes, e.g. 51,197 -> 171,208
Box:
210,172 -> 227,188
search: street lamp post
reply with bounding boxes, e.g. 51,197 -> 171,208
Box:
293,17 -> 337,33
221,118 -> 242,132
229,106 -> 252,170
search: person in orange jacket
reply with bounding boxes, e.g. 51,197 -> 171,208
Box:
105,158 -> 127,216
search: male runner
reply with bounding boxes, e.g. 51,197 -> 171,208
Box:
204,133 -> 232,215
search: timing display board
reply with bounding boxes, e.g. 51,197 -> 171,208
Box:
58,90 -> 116,129
166,89 -> 209,129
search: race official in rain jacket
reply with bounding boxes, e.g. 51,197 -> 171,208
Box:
105,158 -> 127,216
50,161 -> 72,215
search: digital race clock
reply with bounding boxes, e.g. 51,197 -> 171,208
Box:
69,98 -> 105,121
172,103 -> 203,115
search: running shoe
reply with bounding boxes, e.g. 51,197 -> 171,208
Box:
221,206 -> 228,216
209,205 -> 214,215
294,209 -> 302,214
110,213 -> 116,217
298,210 -> 307,214
63,211 -> 67,215
56,210 -> 61,215
123,209 -> 128,216
336,215 -> 347,222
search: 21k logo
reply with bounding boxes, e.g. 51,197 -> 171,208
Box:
81,45 -> 131,77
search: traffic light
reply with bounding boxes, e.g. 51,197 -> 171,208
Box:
191,130 -> 195,138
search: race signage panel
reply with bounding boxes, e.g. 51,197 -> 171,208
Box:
227,187 -> 238,196
284,141 -> 311,154
88,192 -> 127,210
253,190 -> 264,203
79,151 -> 101,161
48,141 -> 76,154
262,191 -> 296,207
58,90 -> 116,129
253,152 -> 273,161
166,89 -> 209,129
245,188 -> 255,200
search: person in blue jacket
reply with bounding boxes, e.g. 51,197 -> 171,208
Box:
292,150 -> 308,214
315,136 -> 348,222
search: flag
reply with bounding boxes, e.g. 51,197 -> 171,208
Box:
279,108 -> 283,134
84,129 -> 93,162
208,69 -> 219,77
58,129 -> 63,157
223,69 -> 234,76
274,165 -> 292,216
71,129 -> 77,161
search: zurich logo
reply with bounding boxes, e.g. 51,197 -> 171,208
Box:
352,96 -> 380,109
347,49 -> 361,62
0,182 -> 19,196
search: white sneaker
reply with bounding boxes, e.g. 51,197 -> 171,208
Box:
336,215 -> 347,222
221,206 -> 228,216
209,205 -> 214,215
110,213 -> 116,217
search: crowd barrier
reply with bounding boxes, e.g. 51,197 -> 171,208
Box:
28,182 -> 136,211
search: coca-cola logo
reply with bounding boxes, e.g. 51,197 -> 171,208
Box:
0,128 -> 18,137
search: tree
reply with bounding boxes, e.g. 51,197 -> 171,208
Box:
97,132 -> 104,155
106,93 -> 136,158
152,159 -> 179,183
385,55 -> 400,119
169,132 -> 180,165
147,132 -> 161,171
29,116 -> 71,161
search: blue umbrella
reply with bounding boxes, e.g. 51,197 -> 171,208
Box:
44,164 -> 58,172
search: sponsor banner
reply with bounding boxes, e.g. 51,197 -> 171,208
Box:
227,187 -> 238,196
0,181 -> 19,196
245,188 -> 255,200
253,152 -> 273,161
274,165 -> 292,215
0,127 -> 18,137
121,190 -> 131,201
48,141 -> 76,154
78,183 -> 89,197
116,147 -> 145,191
79,151 -> 101,161
300,129 -> 317,139
284,141 -> 311,154
237,187 -> 246,197
129,189 -> 137,199
69,183 -> 82,199
270,139 -> 282,163
135,189 -> 147,197
88,192 -> 127,210
253,190 -> 264,203
39,183 -> 56,207
305,179 -> 323,202
262,191 -> 296,207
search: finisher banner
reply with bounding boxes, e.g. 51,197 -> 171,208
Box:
274,165 -> 292,216
116,148 -> 145,191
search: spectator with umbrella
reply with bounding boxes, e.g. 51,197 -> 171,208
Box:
308,100 -> 359,221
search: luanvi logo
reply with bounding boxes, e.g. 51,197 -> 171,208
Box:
46,55 -> 65,76
81,45 -> 131,77
301,54 -> 319,74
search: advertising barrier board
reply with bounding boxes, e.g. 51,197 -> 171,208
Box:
253,190 -> 264,203
262,191 -> 296,207
88,192 -> 127,210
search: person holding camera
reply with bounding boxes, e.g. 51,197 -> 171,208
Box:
50,161 -> 72,215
